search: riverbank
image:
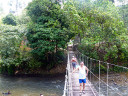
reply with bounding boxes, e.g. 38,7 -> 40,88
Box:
0,50 -> 67,76
13,64 -> 66,77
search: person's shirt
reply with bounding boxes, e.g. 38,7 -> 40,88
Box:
71,57 -> 76,62
78,66 -> 86,79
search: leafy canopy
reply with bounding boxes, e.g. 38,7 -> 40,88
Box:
2,13 -> 17,26
65,0 -> 128,63
26,0 -> 72,67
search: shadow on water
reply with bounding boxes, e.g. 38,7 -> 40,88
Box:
0,74 -> 65,96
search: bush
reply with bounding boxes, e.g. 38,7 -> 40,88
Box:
113,66 -> 126,73
0,65 -> 8,74
94,64 -> 107,74
78,41 -> 99,60
0,64 -> 15,75
28,58 -> 42,69
2,14 -> 17,26
7,64 -> 15,75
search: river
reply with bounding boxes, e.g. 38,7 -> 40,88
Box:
0,72 -> 128,96
0,75 -> 64,96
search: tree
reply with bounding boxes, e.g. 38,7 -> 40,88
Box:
119,4 -> 128,27
26,0 -> 72,68
65,0 -> 128,63
17,10 -> 31,25
64,0 -> 89,43
0,25 -> 26,61
2,14 -> 17,26
0,25 -> 27,75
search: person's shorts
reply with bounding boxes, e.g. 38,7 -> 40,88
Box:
72,62 -> 76,68
79,78 -> 86,83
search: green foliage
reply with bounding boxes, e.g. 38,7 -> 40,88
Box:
2,14 -> 17,26
27,24 -> 68,56
0,63 -> 16,75
69,0 -> 128,66
7,64 -> 15,75
16,10 -> 31,25
93,64 -> 107,74
119,4 -> 128,27
78,39 -> 99,59
26,0 -> 72,68
0,25 -> 27,75
64,0 -> 88,39
0,25 -> 26,59
0,0 -> 128,74
113,66 -> 128,73
27,58 -> 42,69
104,45 -> 118,62
0,17 -> 2,25
0,65 -> 8,74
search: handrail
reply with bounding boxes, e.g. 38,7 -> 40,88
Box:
63,69 -> 68,96
62,51 -> 68,96
63,51 -> 73,96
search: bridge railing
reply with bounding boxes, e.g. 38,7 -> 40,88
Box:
75,48 -> 128,96
63,44 -> 128,96
63,51 -> 73,96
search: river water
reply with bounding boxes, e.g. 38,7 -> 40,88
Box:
0,72 -> 128,96
0,75 -> 64,96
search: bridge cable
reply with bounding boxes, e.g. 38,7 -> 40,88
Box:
75,48 -> 127,96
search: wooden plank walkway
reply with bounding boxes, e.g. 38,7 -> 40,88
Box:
69,50 -> 99,96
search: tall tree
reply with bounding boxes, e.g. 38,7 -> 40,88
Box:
26,0 -> 72,68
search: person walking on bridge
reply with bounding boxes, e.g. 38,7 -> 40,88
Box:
72,62 -> 89,96
71,56 -> 78,70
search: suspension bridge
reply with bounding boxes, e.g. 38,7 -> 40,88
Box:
63,44 -> 128,96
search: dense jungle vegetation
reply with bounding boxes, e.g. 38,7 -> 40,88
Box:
0,0 -> 128,75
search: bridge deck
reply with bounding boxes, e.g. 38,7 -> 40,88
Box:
69,50 -> 99,96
